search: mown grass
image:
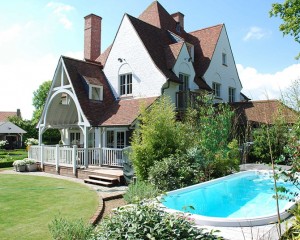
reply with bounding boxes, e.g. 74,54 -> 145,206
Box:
0,174 -> 98,240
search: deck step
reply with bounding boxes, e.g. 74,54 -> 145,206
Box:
84,178 -> 113,187
88,175 -> 118,182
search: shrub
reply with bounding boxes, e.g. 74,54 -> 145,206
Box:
123,180 -> 161,204
94,202 -> 220,240
148,154 -> 197,191
250,123 -> 289,164
48,216 -> 94,240
131,96 -> 189,180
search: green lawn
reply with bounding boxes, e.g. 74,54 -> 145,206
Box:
0,174 -> 99,240
0,149 -> 28,168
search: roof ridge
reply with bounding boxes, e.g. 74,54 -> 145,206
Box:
61,55 -> 102,67
189,23 -> 224,34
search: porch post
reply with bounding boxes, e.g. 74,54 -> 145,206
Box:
83,126 -> 88,168
72,145 -> 77,176
40,144 -> 44,169
55,144 -> 59,173
38,126 -> 43,145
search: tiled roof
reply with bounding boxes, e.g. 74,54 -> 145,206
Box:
127,14 -> 181,84
164,42 -> 184,69
188,24 -> 223,78
100,97 -> 158,126
230,100 -> 298,124
0,112 -> 16,122
62,56 -> 157,126
96,1 -> 219,91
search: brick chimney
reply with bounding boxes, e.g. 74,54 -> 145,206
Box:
171,12 -> 184,30
16,109 -> 21,117
84,14 -> 102,62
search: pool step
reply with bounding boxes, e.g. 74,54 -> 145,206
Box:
84,174 -> 119,187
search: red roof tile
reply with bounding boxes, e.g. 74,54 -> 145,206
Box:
230,100 -> 298,124
0,112 -> 17,122
164,42 -> 184,69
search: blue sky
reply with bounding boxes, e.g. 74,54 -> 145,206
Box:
0,0 -> 299,119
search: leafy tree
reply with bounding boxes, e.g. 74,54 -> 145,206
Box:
270,0 -> 300,59
184,95 -> 239,180
130,96 -> 188,180
32,81 -> 51,124
281,78 -> 300,112
32,81 -> 61,144
8,115 -> 38,144
250,116 -> 289,164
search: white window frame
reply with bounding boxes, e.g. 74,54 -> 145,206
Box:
229,87 -> 236,102
179,73 -> 189,91
119,73 -> 132,96
89,85 -> 103,101
70,131 -> 81,146
60,93 -> 70,105
212,82 -> 221,98
106,129 -> 127,149
222,53 -> 227,66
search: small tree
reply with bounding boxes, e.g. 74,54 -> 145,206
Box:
184,94 -> 239,180
130,96 -> 188,180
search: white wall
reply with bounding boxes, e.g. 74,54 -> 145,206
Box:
172,43 -> 197,91
104,15 -> 167,99
203,26 -> 242,103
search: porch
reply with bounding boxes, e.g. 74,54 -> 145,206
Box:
28,145 -> 129,176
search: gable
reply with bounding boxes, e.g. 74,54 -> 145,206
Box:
0,112 -> 16,122
0,122 -> 26,134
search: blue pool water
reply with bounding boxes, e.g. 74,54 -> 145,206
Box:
162,171 -> 299,219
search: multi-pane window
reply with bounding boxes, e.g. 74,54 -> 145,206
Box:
179,73 -> 189,91
70,132 -> 80,145
91,86 -> 102,101
106,130 -> 126,149
222,53 -> 227,66
229,87 -> 236,102
119,73 -> 132,96
212,82 -> 221,98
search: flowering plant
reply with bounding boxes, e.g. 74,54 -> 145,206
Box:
0,140 -> 7,148
24,158 -> 36,165
13,160 -> 26,166
25,138 -> 39,146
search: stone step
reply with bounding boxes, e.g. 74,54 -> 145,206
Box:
88,174 -> 118,182
84,178 -> 113,187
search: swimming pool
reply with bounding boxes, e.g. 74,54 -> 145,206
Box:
162,171 -> 299,227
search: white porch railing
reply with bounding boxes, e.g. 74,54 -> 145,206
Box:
28,145 -> 127,175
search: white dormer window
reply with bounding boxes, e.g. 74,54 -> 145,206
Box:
119,73 -> 132,96
89,85 -> 103,101
222,53 -> 227,66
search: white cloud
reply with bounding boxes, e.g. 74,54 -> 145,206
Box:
237,63 -> 300,100
0,24 -> 22,45
46,2 -> 74,29
243,27 -> 271,41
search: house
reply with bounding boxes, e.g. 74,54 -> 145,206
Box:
31,1 -> 248,176
0,109 -> 26,149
